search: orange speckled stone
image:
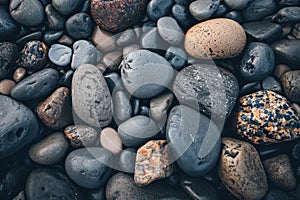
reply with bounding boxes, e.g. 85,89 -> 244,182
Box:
90,0 -> 148,33
236,90 -> 300,144
134,140 -> 173,187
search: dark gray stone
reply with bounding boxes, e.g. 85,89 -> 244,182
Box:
165,46 -> 187,71
66,13 -> 94,40
225,11 -> 243,24
147,0 -> 174,22
272,39 -> 300,68
224,0 -> 249,10
48,44 -> 72,67
0,95 -> 39,159
52,0 -> 84,16
0,6 -> 19,39
273,7 -> 300,24
189,0 -> 220,21
0,42 -> 18,80
262,76 -> 282,93
113,90 -> 132,125
45,4 -> 65,30
172,4 -> 197,31
157,17 -> 184,45
242,0 -> 276,22
243,21 -> 282,42
43,30 -> 64,45
65,147 -> 112,189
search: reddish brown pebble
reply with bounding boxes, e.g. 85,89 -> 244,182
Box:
281,70 -> 300,103
0,79 -> 16,95
64,125 -> 98,148
90,0 -> 148,33
100,127 -> 122,155
13,67 -> 26,82
236,90 -> 300,144
134,140 -> 173,187
36,87 -> 73,130
273,64 -> 291,79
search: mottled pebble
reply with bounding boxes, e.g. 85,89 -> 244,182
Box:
281,70 -> 300,103
65,12 -> 94,40
13,68 -> 26,83
0,42 -> 18,80
0,79 -> 16,95
147,0 -> 174,22
64,125 -> 98,148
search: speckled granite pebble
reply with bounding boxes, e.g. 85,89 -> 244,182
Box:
64,125 -> 98,148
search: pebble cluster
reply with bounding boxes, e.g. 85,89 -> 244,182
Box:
1,0 -> 300,200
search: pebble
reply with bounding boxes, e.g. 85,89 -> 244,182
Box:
65,147 -> 112,189
272,39 -> 300,68
224,11 -> 243,24
166,105 -> 221,176
25,168 -> 79,200
212,3 -> 228,18
119,148 -> 136,173
292,23 -> 300,39
262,76 -> 282,93
173,64 -> 239,118
236,90 -> 300,144
281,70 -> 300,103
120,49 -> 174,99
48,44 -> 72,67
9,0 -> 45,26
239,81 -> 262,97
0,79 -> 16,95
185,18 -> 247,59
45,4 -> 65,30
113,90 -> 132,124
11,68 -> 59,101
59,70 -> 73,88
64,125 -> 98,148
123,44 -> 140,56
29,132 -> 69,165
273,7 -> 300,24
36,87 -> 73,130
43,31 -> 64,45
263,154 -> 296,190
16,31 -> 43,47
104,72 -> 125,93
189,0 -> 220,21
52,0 -> 84,16
71,40 -> 101,70
100,128 -> 123,155
165,46 -> 187,71
238,42 -> 275,82
91,0 -> 148,32
101,50 -> 122,71
72,64 -> 113,128
58,35 -> 74,46
134,140 -> 173,186
0,6 -> 19,39
17,40 -> 48,71
273,64 -> 291,79
116,29 -> 137,47
218,138 -> 268,200
92,26 -> 116,52
242,0 -> 276,22
172,4 -> 197,31
106,173 -> 189,200
118,115 -> 160,147
140,27 -> 166,50
147,0 -> 174,22
224,0 -> 249,10
0,42 -> 18,80
65,13 -> 94,40
243,21 -> 282,42
0,95 -> 39,159
157,17 -> 184,45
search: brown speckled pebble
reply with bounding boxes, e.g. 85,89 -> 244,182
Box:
263,154 -> 296,190
134,140 -> 173,187
100,127 -> 122,155
90,0 -> 148,33
0,79 -> 16,95
13,67 -> 26,82
64,125 -> 98,148
218,138 -> 268,200
185,18 -> 247,59
236,90 -> 300,144
281,70 -> 300,103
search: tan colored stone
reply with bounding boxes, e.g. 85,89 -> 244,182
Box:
273,64 -> 291,79
100,127 -> 122,155
13,67 -> 26,82
134,140 -> 173,187
185,18 -> 247,59
0,79 -> 16,95
92,26 -> 116,52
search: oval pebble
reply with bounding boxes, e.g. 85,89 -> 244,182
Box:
119,148 -> 136,173
189,0 -> 220,21
224,0 -> 249,10
0,6 -> 19,39
48,44 -> 72,67
273,7 -> 300,24
0,79 -> 16,95
113,90 -> 132,124
157,17 -> 184,45
147,0 -> 174,22
243,21 -> 282,42
45,4 -> 65,30
11,68 -> 59,101
52,0 -> 84,16
242,0 -> 276,22
272,39 -> 300,68
65,12 -> 94,40
281,70 -> 300,103
100,128 -> 122,155
0,95 -> 39,159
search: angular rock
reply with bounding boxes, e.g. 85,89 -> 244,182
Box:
64,125 -> 98,148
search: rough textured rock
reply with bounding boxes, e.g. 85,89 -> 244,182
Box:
281,70 -> 300,103
0,42 -> 18,80
64,125 -> 98,148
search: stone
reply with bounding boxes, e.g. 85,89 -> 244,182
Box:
72,64 -> 113,128
48,44 -> 72,67
292,23 -> 300,39
91,0 -> 148,33
113,90 -> 132,124
0,79 -> 16,95
189,0 -> 220,21
238,42 -> 275,82
118,115 -> 160,147
58,35 -> 74,46
102,51 -> 122,71
262,76 -> 282,94
242,0 -> 276,22
100,127 -> 122,155
147,0 -> 174,22
9,0 -> 45,26
17,41 -> 48,71
166,105 -> 221,176
263,154 -> 296,190
272,39 -> 300,69
64,125 -> 98,148
104,72 -> 125,93
224,11 -> 243,24
224,0 -> 249,10
281,70 -> 300,103
185,18 -> 247,59
36,87 -> 73,130
106,173 -> 190,200
13,68 -> 26,82
0,95 -> 39,159
172,4 -> 197,31
11,68 -> 59,101
116,29 -> 137,47
273,7 -> 300,24
120,49 -> 174,99
119,148 -> 136,173
43,30 -> 64,45
239,81 -> 262,97
92,26 -> 116,52
140,27 -> 167,50
71,40 -> 102,70
211,3 -> 228,18
0,42 -> 18,80
65,147 -> 112,189
25,168 -> 79,200
273,64 -> 291,80
236,90 -> 300,144
173,64 -> 239,118
123,44 -> 140,56
218,138 -> 268,200
157,17 -> 184,45
52,0 -> 84,16
165,46 -> 187,71
0,6 -> 19,39
29,132 -> 69,165
134,140 -> 173,186
45,4 -> 65,30
65,13 -> 94,40
243,21 -> 282,42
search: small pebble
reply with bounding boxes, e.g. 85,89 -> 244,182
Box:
116,29 -> 137,47
165,46 -> 187,71
224,0 -> 249,10
262,76 -> 282,93
189,0 -> 220,21
0,42 -> 18,80
65,12 -> 94,39
48,44 -> 72,67
101,51 -> 122,71
147,0 -> 174,22
273,7 -> 300,24
113,90 -> 132,125
119,148 -> 136,173
92,26 -> 116,52
45,4 -> 65,30
157,16 -> 184,45
52,0 -> 84,16
281,70 -> 300,103
64,125 -> 98,148
0,79 -> 16,95
100,128 -> 123,155
272,39 -> 300,68
242,0 -> 276,22
273,64 -> 291,79
243,21 -> 282,42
